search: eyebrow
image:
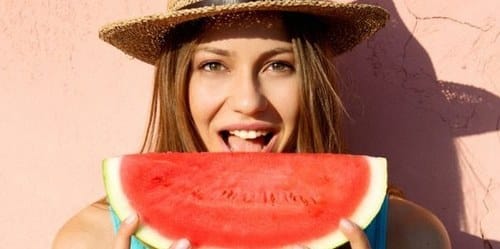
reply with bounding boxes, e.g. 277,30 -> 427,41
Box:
195,47 -> 230,56
261,47 -> 294,58
194,46 -> 294,58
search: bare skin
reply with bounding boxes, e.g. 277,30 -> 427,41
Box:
52,196 -> 451,249
54,14 -> 451,249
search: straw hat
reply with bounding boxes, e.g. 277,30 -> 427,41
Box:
99,0 -> 389,65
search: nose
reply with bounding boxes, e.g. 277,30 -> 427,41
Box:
228,71 -> 268,115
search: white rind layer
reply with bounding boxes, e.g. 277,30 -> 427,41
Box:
302,156 -> 387,249
103,155 -> 387,249
103,157 -> 173,249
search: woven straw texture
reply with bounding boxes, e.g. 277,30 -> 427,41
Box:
99,0 -> 389,64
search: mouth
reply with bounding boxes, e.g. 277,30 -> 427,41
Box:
219,129 -> 277,152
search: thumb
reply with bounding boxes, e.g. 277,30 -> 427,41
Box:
113,213 -> 139,249
339,218 -> 371,249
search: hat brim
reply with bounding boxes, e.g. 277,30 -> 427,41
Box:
99,1 -> 389,65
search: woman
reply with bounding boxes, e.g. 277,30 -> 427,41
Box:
53,0 -> 451,248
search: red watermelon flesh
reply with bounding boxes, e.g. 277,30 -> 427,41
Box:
103,153 -> 387,249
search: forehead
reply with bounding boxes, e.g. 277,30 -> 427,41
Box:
198,12 -> 289,42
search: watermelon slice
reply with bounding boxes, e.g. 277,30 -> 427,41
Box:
103,153 -> 387,249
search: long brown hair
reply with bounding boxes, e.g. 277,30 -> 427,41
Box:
285,13 -> 346,152
141,12 -> 345,153
141,20 -> 205,152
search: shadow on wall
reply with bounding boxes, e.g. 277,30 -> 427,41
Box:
336,0 -> 500,248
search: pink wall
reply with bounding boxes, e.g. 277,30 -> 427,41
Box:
338,1 -> 500,248
1,1 -> 498,248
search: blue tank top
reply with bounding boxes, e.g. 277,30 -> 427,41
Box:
110,196 -> 389,249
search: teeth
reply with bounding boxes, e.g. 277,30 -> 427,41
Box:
229,130 -> 269,139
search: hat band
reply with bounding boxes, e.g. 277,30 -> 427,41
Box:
179,0 -> 258,10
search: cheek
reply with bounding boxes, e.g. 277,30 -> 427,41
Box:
188,79 -> 225,130
265,78 -> 301,126
189,84 -> 208,129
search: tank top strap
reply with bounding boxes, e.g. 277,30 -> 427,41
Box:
364,195 -> 389,249
109,196 -> 389,249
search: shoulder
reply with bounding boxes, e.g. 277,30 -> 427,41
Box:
387,196 -> 451,249
52,199 -> 115,249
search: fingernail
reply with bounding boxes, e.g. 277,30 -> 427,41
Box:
339,218 -> 354,231
173,238 -> 191,249
124,213 -> 138,224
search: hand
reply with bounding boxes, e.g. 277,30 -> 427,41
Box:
113,213 -> 192,249
291,218 -> 371,249
113,216 -> 366,249
113,213 -> 139,249
339,218 -> 371,249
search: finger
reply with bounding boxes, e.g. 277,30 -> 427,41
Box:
169,238 -> 191,249
339,218 -> 371,249
113,213 -> 139,249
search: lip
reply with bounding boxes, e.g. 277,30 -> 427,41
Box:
217,122 -> 280,152
219,122 -> 279,132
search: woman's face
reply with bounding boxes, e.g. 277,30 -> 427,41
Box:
188,15 -> 300,152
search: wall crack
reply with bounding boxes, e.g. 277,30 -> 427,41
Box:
480,179 -> 494,249
404,2 -> 491,32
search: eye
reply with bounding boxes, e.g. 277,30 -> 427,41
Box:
201,62 -> 226,72
266,61 -> 294,72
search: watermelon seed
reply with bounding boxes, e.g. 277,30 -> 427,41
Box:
151,176 -> 171,187
151,176 -> 163,184
300,196 -> 309,206
191,189 -> 204,200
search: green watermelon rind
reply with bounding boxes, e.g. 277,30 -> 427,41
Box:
103,155 -> 387,249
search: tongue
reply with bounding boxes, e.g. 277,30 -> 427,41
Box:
227,135 -> 265,152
